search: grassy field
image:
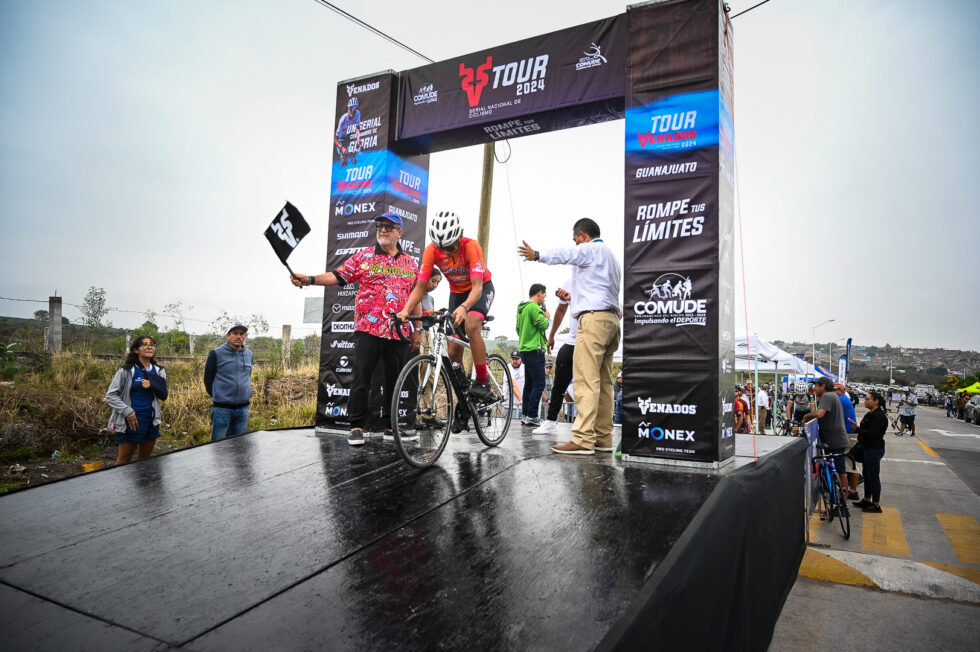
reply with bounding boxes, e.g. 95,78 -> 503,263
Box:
0,352 -> 318,493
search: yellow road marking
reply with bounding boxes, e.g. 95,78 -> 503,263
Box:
921,561 -> 980,586
936,513 -> 980,565
798,548 -> 874,586
862,506 -> 910,556
808,512 -> 823,540
917,440 -> 939,458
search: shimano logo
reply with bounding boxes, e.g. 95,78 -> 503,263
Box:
330,340 -> 354,349
335,201 -> 377,216
636,422 -> 695,441
638,398 -> 697,416
336,230 -> 369,240
347,81 -> 380,96
325,384 -> 350,397
413,83 -> 438,105
331,322 -> 355,333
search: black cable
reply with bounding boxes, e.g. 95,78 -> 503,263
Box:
731,0 -> 772,19
310,1 -> 433,63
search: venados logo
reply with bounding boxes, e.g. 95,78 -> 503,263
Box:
638,398 -> 697,416
325,384 -> 350,398
459,57 -> 492,107
634,273 -> 707,327
637,421 -> 695,441
459,54 -> 549,107
347,81 -> 380,97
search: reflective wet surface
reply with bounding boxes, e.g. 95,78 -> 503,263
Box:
0,427 -> 795,650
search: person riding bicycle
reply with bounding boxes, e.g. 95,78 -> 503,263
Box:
335,96 -> 360,166
787,380 -> 812,426
398,210 -> 495,402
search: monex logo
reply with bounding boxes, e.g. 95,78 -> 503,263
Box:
459,54 -> 548,107
633,273 -> 707,327
636,422 -> 695,441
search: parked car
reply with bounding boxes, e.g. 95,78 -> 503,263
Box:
964,395 -> 980,425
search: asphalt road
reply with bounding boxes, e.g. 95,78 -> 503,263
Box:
770,404 -> 980,650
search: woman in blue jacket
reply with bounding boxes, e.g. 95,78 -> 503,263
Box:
106,335 -> 168,465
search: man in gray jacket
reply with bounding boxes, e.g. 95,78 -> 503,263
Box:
204,322 -> 253,441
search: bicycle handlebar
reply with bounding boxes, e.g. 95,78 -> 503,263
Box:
389,311 -> 495,342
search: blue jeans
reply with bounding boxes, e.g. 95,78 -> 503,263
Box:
519,350 -> 546,419
211,406 -> 250,441
614,390 -> 623,424
861,447 -> 885,502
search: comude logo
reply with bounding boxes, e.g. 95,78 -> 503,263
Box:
638,398 -> 697,416
633,273 -> 707,327
575,43 -> 607,71
324,383 -> 350,398
458,54 -> 549,107
330,340 -> 354,349
331,322 -> 355,333
636,422 -> 695,441
335,201 -> 377,217
413,83 -> 438,106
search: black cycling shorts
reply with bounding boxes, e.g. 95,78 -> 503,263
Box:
449,280 -> 495,319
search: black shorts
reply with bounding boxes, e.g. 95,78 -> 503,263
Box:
449,280 -> 495,319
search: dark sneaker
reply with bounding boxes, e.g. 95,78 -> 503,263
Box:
348,429 -> 365,446
468,382 -> 492,402
861,503 -> 883,513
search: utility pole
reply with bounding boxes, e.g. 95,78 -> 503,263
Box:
477,143 -> 494,261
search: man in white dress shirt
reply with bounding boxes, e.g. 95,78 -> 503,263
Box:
518,218 -> 622,455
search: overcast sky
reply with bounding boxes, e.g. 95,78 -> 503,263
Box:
1,0 -> 977,351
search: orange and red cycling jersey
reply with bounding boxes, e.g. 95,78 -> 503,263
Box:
417,237 -> 492,293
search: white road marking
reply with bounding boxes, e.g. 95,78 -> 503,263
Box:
823,550 -> 980,603
882,458 -> 945,465
928,429 -> 980,439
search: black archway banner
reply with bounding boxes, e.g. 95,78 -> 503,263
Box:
317,0 -> 735,465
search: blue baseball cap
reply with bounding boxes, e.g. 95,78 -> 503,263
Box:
375,211 -> 403,228
227,321 -> 248,334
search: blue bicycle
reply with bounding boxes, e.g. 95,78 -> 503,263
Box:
813,442 -> 851,539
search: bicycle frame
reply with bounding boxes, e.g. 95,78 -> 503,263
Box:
412,315 -> 504,409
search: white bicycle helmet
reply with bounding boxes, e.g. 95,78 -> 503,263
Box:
794,381 -> 809,394
428,210 -> 462,249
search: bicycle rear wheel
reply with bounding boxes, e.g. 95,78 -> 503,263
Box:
832,474 -> 851,539
472,353 -> 512,447
392,354 -> 453,468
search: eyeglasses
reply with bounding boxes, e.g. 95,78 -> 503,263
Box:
140,343 -> 156,349
376,223 -> 399,232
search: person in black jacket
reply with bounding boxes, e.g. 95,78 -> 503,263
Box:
848,390 -> 888,513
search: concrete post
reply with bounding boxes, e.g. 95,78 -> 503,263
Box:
189,334 -> 195,355
282,325 -> 291,370
46,297 -> 62,353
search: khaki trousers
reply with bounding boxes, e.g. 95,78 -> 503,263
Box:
570,312 -> 620,448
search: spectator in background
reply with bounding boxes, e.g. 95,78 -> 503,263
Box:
533,284 -> 575,435
540,361 -> 554,420
419,268 -> 443,315
756,384 -> 770,434
614,371 -> 623,425
204,322 -> 253,442
836,383 -> 860,500
505,350 -> 524,420
849,390 -> 888,513
836,383 -> 857,434
106,335 -> 168,465
945,394 -> 953,418
516,283 -> 550,427
803,377 -> 850,486
734,387 -> 747,433
897,388 -> 918,437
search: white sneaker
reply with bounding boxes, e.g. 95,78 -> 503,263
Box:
532,420 -> 558,435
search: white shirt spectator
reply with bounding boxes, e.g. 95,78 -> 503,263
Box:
505,362 -> 525,408
539,239 -> 621,319
757,389 -> 770,410
899,393 -> 918,416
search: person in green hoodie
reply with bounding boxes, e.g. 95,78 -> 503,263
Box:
516,283 -> 550,426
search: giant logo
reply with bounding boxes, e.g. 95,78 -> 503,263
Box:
633,273 -> 707,327
636,422 -> 695,441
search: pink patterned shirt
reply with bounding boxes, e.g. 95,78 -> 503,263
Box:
334,244 -> 418,340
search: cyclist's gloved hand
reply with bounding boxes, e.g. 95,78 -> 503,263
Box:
452,305 -> 467,326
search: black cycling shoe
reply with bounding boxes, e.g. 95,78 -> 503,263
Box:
468,382 -> 492,402
451,405 -> 470,433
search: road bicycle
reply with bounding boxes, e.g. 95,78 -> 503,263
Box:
812,442 -> 850,539
389,312 -> 513,468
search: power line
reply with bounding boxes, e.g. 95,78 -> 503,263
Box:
730,0 -> 772,20
310,1 -> 433,63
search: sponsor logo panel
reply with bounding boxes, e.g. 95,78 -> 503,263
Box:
625,90 -> 720,154
623,268 -> 718,361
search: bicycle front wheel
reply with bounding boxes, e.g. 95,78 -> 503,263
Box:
832,474 -> 851,539
391,354 -> 453,468
472,353 -> 512,447
817,466 -> 834,522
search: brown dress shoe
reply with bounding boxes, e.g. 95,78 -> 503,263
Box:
551,440 -> 595,455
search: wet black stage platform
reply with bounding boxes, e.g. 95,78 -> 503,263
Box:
0,427 -> 806,651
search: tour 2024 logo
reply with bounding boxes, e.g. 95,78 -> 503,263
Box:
633,273 -> 707,327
